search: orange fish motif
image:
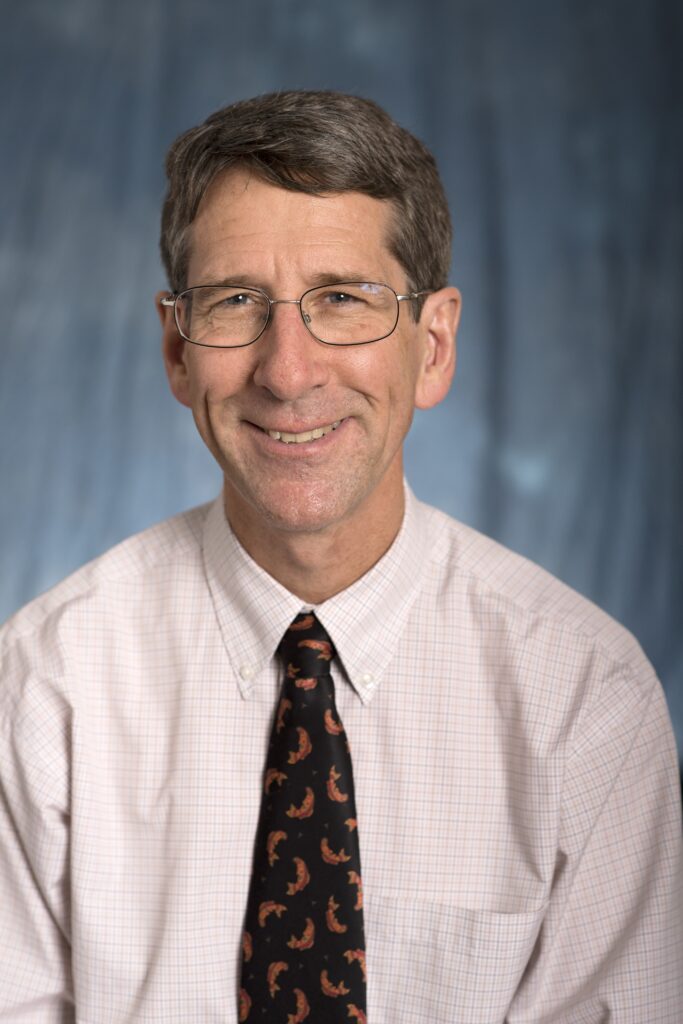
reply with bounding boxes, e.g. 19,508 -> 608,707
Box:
287,988 -> 310,1023
286,786 -> 315,819
258,900 -> 287,927
286,663 -> 300,679
295,677 -> 318,690
298,638 -> 333,660
266,830 -> 287,865
347,870 -> 363,910
238,988 -> 251,1021
264,768 -> 287,794
287,856 -> 311,895
288,727 -> 312,764
321,837 -> 351,864
326,895 -> 347,933
287,916 -> 315,950
343,949 -> 367,982
242,930 -> 252,963
289,615 -> 315,631
327,765 -> 348,803
347,1005 -> 367,1023
321,970 -> 350,998
324,709 -> 344,735
276,697 -> 292,733
344,818 -> 357,831
267,961 -> 288,997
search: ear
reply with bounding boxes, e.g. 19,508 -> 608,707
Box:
414,286 -> 461,410
156,290 -> 192,408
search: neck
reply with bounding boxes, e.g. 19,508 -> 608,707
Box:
223,476 -> 406,604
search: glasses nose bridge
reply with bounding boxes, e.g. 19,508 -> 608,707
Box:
266,296 -> 312,328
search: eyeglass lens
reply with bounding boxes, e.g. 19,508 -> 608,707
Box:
174,283 -> 399,347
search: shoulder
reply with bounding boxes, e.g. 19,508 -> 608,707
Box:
410,499 -> 677,795
1,502 -> 213,655
415,497 -> 656,707
0,502 -> 220,747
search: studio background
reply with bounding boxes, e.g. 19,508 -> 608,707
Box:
1,0 -> 681,764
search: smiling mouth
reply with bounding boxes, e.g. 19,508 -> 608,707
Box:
259,420 -> 342,444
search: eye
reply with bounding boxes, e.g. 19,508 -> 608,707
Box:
217,292 -> 254,307
323,290 -> 364,305
199,289 -> 263,317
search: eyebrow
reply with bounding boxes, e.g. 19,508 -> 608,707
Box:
305,270 -> 383,287
197,270 -> 386,291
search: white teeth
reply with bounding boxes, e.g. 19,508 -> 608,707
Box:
266,420 -> 341,444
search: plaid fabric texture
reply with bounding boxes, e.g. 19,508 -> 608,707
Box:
1,485 -> 681,1022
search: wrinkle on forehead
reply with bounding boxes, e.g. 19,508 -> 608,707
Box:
187,168 -> 403,289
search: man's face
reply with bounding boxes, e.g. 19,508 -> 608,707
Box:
160,168 -> 457,541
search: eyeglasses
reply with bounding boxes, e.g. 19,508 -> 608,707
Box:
160,282 -> 432,349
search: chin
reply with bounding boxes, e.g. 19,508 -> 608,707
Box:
232,477 -> 369,537
256,491 -> 352,534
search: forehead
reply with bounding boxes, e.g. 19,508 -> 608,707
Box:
186,168 -> 404,286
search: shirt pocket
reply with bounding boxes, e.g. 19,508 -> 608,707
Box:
364,891 -> 546,1024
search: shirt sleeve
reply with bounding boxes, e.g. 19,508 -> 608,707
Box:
507,663 -> 683,1023
0,633 -> 75,1022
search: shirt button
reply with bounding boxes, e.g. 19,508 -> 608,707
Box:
240,664 -> 255,681
361,672 -> 374,685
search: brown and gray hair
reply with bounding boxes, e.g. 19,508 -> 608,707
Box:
160,90 -> 453,305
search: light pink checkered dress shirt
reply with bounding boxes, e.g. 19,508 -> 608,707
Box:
1,486 -> 681,1022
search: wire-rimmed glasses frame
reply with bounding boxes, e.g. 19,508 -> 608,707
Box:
160,281 -> 433,349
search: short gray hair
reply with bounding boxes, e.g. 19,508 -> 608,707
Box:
160,90 -> 452,310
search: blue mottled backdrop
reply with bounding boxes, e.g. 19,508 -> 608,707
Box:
1,0 -> 681,762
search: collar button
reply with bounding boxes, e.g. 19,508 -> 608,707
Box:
240,664 -> 255,681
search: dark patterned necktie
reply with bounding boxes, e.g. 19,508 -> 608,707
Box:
239,613 -> 367,1024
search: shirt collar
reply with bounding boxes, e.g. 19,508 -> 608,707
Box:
202,483 -> 433,704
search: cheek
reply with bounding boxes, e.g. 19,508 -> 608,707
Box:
186,350 -> 252,406
349,336 -> 419,396
372,342 -> 421,413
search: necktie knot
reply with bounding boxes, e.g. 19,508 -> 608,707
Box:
277,613 -> 336,679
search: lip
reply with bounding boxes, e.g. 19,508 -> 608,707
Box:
254,419 -> 339,436
245,417 -> 349,453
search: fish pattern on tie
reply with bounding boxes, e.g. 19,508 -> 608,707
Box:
239,613 -> 367,1023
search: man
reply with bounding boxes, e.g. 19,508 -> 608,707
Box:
0,91 -> 681,1022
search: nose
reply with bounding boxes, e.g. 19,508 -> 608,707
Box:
252,301 -> 330,401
